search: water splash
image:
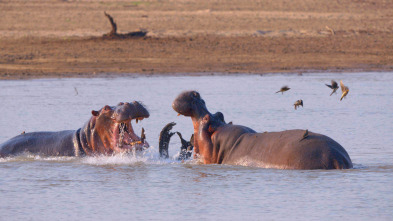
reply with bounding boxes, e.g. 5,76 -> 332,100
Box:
0,153 -> 77,163
235,157 -> 289,169
118,122 -> 126,148
0,145 -> 194,166
79,145 -> 194,166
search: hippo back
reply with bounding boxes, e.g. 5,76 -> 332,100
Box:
219,129 -> 352,169
0,130 -> 77,157
211,124 -> 256,163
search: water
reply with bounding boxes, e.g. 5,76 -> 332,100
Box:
0,72 -> 392,220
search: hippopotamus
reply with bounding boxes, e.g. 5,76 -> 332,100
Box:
0,101 -> 149,157
172,91 -> 353,169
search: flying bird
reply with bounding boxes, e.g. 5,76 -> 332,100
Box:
300,129 -> 309,141
294,100 -> 303,110
340,80 -> 349,101
325,80 -> 339,96
276,86 -> 290,94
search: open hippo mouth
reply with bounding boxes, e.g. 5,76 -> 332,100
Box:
91,101 -> 150,154
115,117 -> 147,151
112,101 -> 149,152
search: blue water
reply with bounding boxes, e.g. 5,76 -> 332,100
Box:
0,72 -> 392,220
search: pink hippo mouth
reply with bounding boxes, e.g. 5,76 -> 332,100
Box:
108,101 -> 150,153
113,117 -> 149,153
88,101 -> 150,154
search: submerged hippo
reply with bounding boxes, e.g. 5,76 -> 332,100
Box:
172,91 -> 353,169
0,101 -> 149,157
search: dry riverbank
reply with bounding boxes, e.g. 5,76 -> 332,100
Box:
1,0 -> 392,79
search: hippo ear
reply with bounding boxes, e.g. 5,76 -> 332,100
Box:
91,110 -> 99,116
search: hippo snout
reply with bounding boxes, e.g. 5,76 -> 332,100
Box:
172,90 -> 206,117
114,101 -> 149,122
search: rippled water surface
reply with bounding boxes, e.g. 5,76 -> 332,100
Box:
1,72 -> 392,220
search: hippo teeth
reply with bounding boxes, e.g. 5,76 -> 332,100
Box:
135,117 -> 145,124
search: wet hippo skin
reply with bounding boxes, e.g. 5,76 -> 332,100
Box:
0,101 -> 149,157
172,91 -> 352,169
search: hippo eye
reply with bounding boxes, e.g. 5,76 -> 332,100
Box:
104,105 -> 111,111
118,102 -> 124,106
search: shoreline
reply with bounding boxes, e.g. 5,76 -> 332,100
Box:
1,0 -> 392,80
1,34 -> 392,80
1,68 -> 392,81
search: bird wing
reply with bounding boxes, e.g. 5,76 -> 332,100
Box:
340,92 -> 347,101
340,80 -> 346,92
325,84 -> 333,89
330,88 -> 337,96
332,80 -> 338,88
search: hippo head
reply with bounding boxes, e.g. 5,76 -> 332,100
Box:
83,101 -> 150,154
173,90 -> 226,136
172,90 -> 225,123
172,91 -> 227,162
172,91 -> 209,119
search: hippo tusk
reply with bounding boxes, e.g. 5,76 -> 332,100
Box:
130,141 -> 142,145
124,140 -> 143,146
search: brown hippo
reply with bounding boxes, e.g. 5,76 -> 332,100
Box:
172,91 -> 353,169
0,101 -> 149,157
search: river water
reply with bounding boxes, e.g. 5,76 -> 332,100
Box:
0,72 -> 392,220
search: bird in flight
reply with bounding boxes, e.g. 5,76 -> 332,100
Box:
294,100 -> 303,110
276,86 -> 290,94
325,80 -> 339,96
340,80 -> 349,101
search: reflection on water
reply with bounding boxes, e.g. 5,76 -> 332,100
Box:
0,72 -> 393,220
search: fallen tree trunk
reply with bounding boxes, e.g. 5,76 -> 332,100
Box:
104,12 -> 117,37
102,12 -> 147,39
